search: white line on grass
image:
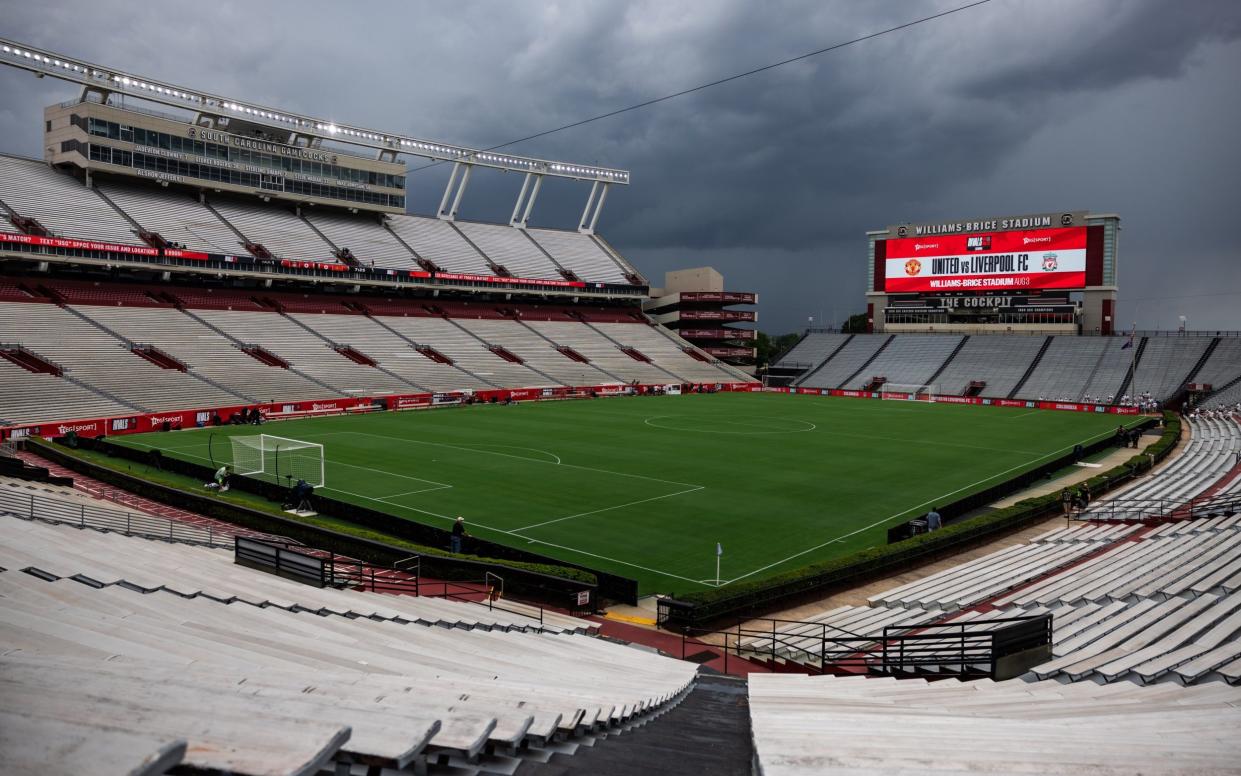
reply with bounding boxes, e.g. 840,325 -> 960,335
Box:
319,431 -> 704,490
451,444 -> 562,464
643,416 -> 817,435
719,426 -> 1126,587
511,485 -> 705,532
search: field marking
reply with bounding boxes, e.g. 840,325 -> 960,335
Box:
719,426 -> 1125,587
643,415 -> 817,435
451,443 -> 562,464
511,485 -> 705,532
376,485 -> 452,500
319,431 -> 704,489
1008,409 -> 1042,419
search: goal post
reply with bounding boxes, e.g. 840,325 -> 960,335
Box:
229,434 -> 325,488
879,384 -> 939,402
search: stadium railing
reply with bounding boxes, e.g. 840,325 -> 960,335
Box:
1080,491 -> 1241,523
678,613 -> 1052,680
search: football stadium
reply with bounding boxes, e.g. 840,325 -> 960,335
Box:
2,7 -> 1241,775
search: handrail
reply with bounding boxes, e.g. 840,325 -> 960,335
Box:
1081,491 -> 1241,523
0,486 -> 233,547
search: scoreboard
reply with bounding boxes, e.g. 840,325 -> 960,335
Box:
883,226 -> 1087,293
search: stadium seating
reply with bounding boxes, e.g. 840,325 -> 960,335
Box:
840,334 -> 962,390
0,514 -> 697,774
527,227 -> 630,284
303,211 -> 419,270
793,334 -> 890,388
386,214 -> 497,275
1078,335 -> 1142,401
459,318 -> 619,386
931,334 -> 1046,397
207,198 -> 336,261
1133,336 -> 1213,399
0,360 -> 133,425
1016,336 -> 1111,400
97,181 -> 244,254
0,155 -> 137,246
772,332 -> 850,369
455,221 -> 563,280
1195,337 -> 1241,392
749,673 -> 1241,775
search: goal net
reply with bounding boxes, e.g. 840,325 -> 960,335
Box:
879,384 -> 939,402
230,434 -> 325,488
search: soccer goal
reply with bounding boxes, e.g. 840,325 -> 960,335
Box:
879,384 -> 939,402
230,435 -> 325,488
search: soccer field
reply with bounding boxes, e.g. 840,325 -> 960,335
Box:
117,393 -> 1137,594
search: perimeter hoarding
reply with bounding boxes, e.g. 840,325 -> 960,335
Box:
883,226 -> 1087,293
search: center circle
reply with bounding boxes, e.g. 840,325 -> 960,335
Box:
643,415 -> 816,435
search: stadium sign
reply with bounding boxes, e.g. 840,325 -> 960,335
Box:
890,211 -> 1086,237
188,127 -> 338,164
884,226 -> 1087,293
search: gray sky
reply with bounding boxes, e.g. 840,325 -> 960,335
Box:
2,0 -> 1239,332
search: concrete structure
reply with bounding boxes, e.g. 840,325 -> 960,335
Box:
645,267 -> 757,370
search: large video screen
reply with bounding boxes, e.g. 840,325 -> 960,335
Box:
884,226 -> 1087,293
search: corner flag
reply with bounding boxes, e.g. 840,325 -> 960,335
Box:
717,542 -> 723,557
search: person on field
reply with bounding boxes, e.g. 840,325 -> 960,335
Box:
206,465 -> 231,492
925,507 -> 942,531
451,516 -> 470,553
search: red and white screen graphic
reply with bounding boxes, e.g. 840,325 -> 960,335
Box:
884,227 -> 1087,292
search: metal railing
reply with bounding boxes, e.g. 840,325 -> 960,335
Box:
1081,491 -> 1241,523
0,486 -> 233,547
681,613 -> 1053,680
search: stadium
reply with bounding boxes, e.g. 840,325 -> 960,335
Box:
1,8 -> 1240,776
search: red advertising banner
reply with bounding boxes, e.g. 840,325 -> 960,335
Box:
0,231 -> 210,261
434,272 -> 586,289
884,226 -> 1087,293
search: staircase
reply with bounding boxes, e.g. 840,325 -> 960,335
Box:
514,674 -> 751,776
1007,335 -> 1054,399
837,334 -> 895,389
1112,336 -> 1149,399
925,335 -> 970,389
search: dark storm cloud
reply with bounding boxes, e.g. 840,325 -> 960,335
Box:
1,0 -> 1239,331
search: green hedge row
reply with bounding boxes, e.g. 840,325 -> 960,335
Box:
670,413 -> 1181,624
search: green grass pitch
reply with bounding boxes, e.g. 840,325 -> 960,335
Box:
117,393 -> 1138,595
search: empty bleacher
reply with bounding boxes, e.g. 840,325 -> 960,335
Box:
0,155 -> 137,245
841,334 -> 962,390
1133,336 -> 1213,399
794,334 -> 889,389
97,181 -> 244,254
1078,335 -> 1142,401
303,211 -> 418,270
455,221 -> 562,280
526,320 -> 679,384
933,335 -> 1046,397
384,315 -> 552,388
0,359 -> 133,425
208,198 -> 335,260
0,302 -> 243,413
1195,338 -> 1241,393
749,673 -> 1241,776
0,514 -> 696,774
527,227 -> 629,284
1015,336 -> 1112,400
460,318 -> 614,386
386,214 -> 495,275
772,332 -> 850,369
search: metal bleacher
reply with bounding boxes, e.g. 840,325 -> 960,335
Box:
1132,336 -> 1213,399
1015,336 -> 1111,400
932,335 -> 1046,397
302,211 -> 418,270
0,514 -> 696,775
0,155 -> 137,245
527,227 -> 629,284
207,198 -> 336,261
841,334 -> 962,390
455,221 -> 562,280
794,334 -> 889,388
386,214 -> 495,275
773,332 -> 850,369
96,181 -> 243,254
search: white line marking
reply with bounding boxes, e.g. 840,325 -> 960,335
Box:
1008,409 -> 1042,419
643,415 -> 817,435
720,426 -> 1126,587
452,444 -> 562,464
320,431 -> 703,489
376,485 -> 453,499
512,485 -> 705,532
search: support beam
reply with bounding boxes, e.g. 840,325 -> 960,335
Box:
578,181 -> 610,234
510,173 -> 544,228
437,162 -> 462,220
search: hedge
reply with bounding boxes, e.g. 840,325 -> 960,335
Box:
664,412 -> 1181,627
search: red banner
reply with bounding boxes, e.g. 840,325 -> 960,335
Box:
0,231 -> 210,261
884,226 -> 1087,293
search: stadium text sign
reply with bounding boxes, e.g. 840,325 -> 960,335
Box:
884,226 -> 1087,293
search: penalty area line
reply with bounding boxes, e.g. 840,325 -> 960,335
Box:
511,485 -> 705,532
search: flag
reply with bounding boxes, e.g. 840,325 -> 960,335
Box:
716,542 -> 723,557
1121,326 -> 1136,350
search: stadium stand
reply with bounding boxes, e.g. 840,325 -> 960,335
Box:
303,211 -> 419,270
1014,336 -> 1111,400
793,333 -> 890,388
1132,336 -> 1213,399
207,198 -> 337,261
386,214 -> 498,276
840,334 -> 962,390
456,221 -> 563,280
749,673 -> 1241,776
930,334 -> 1046,397
1078,335 -> 1143,401
1195,337 -> 1241,391
0,514 -> 697,774
459,318 -> 617,386
527,227 -> 629,284
772,332 -> 851,369
0,155 -> 138,246
97,181 -> 244,254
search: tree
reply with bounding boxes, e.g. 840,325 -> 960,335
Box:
841,313 -> 869,333
755,331 -> 802,368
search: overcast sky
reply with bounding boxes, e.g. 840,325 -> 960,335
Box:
2,0 -> 1239,332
